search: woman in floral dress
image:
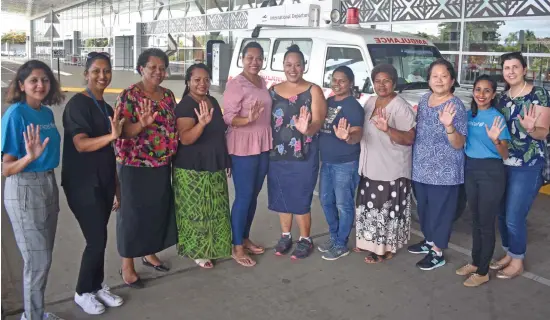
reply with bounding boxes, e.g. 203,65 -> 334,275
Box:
355,64 -> 416,263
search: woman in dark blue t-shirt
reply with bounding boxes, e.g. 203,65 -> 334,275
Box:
317,66 -> 364,261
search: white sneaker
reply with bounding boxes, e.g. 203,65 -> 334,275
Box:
21,312 -> 65,320
74,292 -> 106,315
96,284 -> 124,307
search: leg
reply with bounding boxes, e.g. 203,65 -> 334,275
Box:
230,154 -> 258,246
332,161 -> 360,248
475,167 -> 506,276
464,167 -> 481,268
296,213 -> 312,238
64,186 -> 112,294
243,152 -> 269,251
319,162 -> 338,242
412,181 -> 430,242
428,184 -> 459,251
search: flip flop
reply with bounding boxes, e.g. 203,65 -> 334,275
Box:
232,254 -> 256,267
194,259 -> 214,269
245,245 -> 265,255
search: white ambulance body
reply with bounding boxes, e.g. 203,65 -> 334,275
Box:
227,4 -> 471,109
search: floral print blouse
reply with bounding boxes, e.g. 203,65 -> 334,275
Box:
269,86 -> 315,161
114,84 -> 178,167
498,86 -> 550,168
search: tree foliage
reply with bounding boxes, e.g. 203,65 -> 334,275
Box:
1,31 -> 26,44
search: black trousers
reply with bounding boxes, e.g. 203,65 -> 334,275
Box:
64,183 -> 115,294
464,157 -> 506,276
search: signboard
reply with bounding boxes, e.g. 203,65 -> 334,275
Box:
212,43 -> 220,86
44,26 -> 60,39
247,4 -> 320,28
114,24 -> 136,37
53,49 -> 64,58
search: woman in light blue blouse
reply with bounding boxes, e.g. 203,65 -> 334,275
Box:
407,59 -> 468,271
1,60 -> 64,320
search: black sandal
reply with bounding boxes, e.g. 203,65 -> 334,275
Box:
119,269 -> 145,289
141,257 -> 170,272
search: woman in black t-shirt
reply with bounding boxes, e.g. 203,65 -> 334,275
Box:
173,63 -> 232,268
61,53 -> 125,315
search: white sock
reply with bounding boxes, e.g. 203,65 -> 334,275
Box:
434,250 -> 443,257
426,241 -> 434,246
299,236 -> 311,242
282,232 -> 291,237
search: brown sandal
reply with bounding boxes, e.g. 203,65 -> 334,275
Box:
364,252 -> 394,264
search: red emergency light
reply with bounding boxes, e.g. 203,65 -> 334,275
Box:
346,7 -> 359,25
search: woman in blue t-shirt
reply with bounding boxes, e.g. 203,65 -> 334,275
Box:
317,66 -> 364,261
1,60 -> 64,320
456,75 -> 510,287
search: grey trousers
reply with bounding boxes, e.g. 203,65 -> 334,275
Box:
4,171 -> 59,320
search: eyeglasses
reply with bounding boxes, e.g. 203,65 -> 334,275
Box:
87,52 -> 110,59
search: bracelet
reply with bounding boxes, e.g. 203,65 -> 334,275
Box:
446,127 -> 456,135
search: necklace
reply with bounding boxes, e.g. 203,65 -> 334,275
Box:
509,81 -> 526,100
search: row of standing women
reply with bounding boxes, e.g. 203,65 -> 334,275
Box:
2,46 -> 549,320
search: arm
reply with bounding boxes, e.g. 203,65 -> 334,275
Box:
73,134 -> 116,153
387,127 -> 416,146
305,85 -> 328,136
2,154 -> 33,177
440,101 -> 467,149
177,118 -> 205,145
445,125 -> 466,149
526,105 -> 550,140
345,127 -> 363,144
493,140 -> 510,159
222,80 -> 249,127
118,92 -> 157,138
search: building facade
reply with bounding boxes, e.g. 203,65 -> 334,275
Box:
28,0 -> 550,87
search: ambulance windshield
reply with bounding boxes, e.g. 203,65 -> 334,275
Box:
367,44 -> 442,91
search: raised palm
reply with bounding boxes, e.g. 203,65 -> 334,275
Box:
518,104 -> 539,132
438,102 -> 457,127
195,100 -> 214,126
247,100 -> 264,123
293,106 -> 311,134
333,117 -> 351,140
136,99 -> 158,128
485,116 -> 506,142
110,106 -> 126,139
23,124 -> 49,161
372,107 -> 389,132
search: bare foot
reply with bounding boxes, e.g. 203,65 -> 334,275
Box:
144,254 -> 163,266
244,239 -> 265,255
232,247 -> 256,267
121,267 -> 139,283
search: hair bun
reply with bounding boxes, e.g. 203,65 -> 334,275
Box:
287,44 -> 301,52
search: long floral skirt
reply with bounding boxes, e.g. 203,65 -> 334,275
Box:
173,168 -> 232,260
355,176 -> 411,255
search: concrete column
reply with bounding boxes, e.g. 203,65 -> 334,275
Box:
28,19 -> 35,59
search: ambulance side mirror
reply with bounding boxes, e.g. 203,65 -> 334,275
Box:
362,78 -> 374,94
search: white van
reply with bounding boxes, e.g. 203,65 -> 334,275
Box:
228,22 -> 470,108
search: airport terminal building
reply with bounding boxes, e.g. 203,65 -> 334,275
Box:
14,0 -> 550,86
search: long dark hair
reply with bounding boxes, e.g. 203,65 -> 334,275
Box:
333,66 -> 355,96
5,60 -> 64,106
500,51 -> 527,91
470,75 -> 498,118
427,58 -> 457,93
182,63 -> 211,99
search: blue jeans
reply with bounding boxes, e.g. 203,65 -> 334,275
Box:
230,152 -> 269,245
499,164 -> 543,259
319,160 -> 360,248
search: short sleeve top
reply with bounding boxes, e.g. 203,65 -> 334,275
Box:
359,95 -> 416,181
114,84 -> 178,167
497,86 -> 550,167
319,95 -> 365,164
412,93 -> 468,185
1,102 -> 61,172
465,107 -> 511,160
173,95 -> 231,172
61,93 -> 116,187
270,85 -> 316,161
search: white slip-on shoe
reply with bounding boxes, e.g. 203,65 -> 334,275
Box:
74,292 -> 106,315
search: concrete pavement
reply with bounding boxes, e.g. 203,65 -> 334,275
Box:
2,58 -> 550,320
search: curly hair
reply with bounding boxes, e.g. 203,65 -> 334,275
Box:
5,60 -> 64,106
371,64 -> 398,86
136,48 -> 169,75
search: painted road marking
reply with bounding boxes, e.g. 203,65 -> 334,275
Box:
1,80 -> 9,87
312,189 -> 550,288
2,65 -> 17,73
3,60 -> 72,76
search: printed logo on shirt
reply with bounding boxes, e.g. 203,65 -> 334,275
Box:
468,120 -> 485,128
321,106 -> 342,134
39,122 -> 57,130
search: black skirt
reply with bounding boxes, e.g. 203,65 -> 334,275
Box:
116,164 -> 177,258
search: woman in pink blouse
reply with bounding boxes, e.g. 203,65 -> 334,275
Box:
223,42 -> 272,267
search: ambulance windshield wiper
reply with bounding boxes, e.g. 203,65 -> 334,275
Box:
398,82 -> 428,93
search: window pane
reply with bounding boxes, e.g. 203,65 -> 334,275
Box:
463,20 -> 550,53
392,22 -> 461,51
236,38 -> 270,69
461,55 -> 550,90
323,47 -> 367,90
271,39 -> 312,72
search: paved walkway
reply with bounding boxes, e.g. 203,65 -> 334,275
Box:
2,58 -> 550,320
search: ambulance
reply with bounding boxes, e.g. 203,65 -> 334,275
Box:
227,4 -> 470,108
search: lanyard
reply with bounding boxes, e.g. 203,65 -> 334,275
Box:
86,88 -> 111,133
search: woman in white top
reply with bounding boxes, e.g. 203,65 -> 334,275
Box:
355,64 -> 416,264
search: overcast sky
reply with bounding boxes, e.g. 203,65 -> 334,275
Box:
0,12 -> 29,34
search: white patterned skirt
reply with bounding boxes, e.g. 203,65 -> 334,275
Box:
355,176 -> 411,255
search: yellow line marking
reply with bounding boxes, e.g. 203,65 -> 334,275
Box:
540,185 -> 550,196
